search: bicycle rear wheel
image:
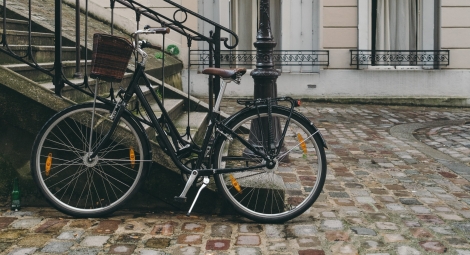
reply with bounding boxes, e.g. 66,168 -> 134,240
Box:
31,103 -> 150,217
213,106 -> 326,223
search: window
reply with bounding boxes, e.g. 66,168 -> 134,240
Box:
372,0 -> 419,65
195,0 -> 326,72
373,0 -> 418,52
228,0 -> 323,72
230,0 -> 281,51
354,0 -> 448,68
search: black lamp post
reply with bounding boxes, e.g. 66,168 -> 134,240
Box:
248,0 -> 284,157
251,0 -> 279,99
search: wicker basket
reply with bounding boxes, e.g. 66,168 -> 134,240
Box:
90,33 -> 134,83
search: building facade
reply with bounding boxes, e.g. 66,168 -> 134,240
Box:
80,0 -> 470,106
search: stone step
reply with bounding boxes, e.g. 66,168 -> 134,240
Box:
40,75 -> 187,136
40,73 -> 135,103
0,6 -> 26,20
143,99 -> 185,143
0,45 -> 77,65
0,18 -> 29,31
4,60 -> 91,83
0,30 -> 57,46
174,111 -> 210,144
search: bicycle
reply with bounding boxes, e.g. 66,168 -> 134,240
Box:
30,27 -> 327,223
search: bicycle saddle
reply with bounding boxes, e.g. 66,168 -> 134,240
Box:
202,68 -> 247,79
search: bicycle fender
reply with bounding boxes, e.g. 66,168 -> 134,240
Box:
305,119 -> 328,149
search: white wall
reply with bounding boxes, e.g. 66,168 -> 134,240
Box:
183,69 -> 470,100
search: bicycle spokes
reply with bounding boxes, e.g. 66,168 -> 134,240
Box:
214,105 -> 326,223
32,104 -> 149,216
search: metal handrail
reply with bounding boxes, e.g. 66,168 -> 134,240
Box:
0,0 -> 56,79
114,0 -> 239,50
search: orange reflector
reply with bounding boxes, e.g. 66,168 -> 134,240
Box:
229,174 -> 242,194
130,147 -> 135,169
295,99 -> 302,107
45,153 -> 52,176
297,133 -> 308,154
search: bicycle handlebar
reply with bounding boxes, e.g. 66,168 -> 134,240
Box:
137,25 -> 171,35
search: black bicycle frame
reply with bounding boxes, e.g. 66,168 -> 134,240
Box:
92,62 -> 270,176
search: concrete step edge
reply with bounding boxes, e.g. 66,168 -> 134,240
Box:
0,30 -> 55,37
3,60 -> 91,70
5,45 -> 76,51
0,18 -> 29,24
39,72 -> 135,90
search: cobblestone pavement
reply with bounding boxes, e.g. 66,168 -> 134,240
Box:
415,123 -> 470,166
2,101 -> 470,255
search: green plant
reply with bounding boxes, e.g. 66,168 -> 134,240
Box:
154,44 -> 180,59
166,44 -> 180,55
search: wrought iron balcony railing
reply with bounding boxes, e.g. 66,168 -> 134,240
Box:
350,50 -> 450,69
190,50 -> 329,72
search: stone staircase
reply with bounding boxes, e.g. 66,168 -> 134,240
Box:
0,3 -> 227,213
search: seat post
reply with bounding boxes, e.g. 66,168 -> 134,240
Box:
213,80 -> 229,113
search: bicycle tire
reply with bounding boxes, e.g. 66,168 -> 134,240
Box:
30,103 -> 151,217
213,105 -> 326,223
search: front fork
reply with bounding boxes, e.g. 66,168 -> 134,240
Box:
88,89 -> 128,160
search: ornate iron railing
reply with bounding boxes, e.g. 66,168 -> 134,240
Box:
1,0 -> 238,112
350,50 -> 450,69
190,50 -> 329,71
1,0 -> 55,77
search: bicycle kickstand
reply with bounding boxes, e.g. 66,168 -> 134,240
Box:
186,177 -> 210,217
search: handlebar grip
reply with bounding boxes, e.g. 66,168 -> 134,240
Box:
149,27 -> 170,34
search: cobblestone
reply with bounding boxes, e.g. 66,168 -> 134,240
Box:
0,101 -> 470,254
10,218 -> 42,229
350,227 -> 377,236
41,241 -> 75,253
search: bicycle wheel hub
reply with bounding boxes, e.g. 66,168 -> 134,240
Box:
265,159 -> 278,170
83,153 -> 99,167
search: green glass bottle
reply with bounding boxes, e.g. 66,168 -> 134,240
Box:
11,178 -> 20,211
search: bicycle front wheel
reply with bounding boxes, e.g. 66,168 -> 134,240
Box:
213,106 -> 326,223
31,103 -> 150,217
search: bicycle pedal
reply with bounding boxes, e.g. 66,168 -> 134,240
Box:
174,196 -> 187,203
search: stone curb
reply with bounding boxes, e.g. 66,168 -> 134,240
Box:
390,120 -> 470,181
